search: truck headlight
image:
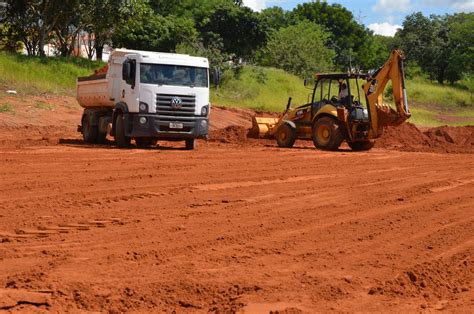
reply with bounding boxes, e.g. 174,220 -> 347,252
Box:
139,102 -> 148,112
139,117 -> 148,125
201,105 -> 209,116
200,120 -> 207,128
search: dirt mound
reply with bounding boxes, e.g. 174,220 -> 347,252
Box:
209,125 -> 249,144
369,249 -> 472,302
209,106 -> 254,130
376,123 -> 474,153
425,125 -> 474,147
0,125 -> 79,148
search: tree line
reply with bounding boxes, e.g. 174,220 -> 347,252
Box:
0,0 -> 472,84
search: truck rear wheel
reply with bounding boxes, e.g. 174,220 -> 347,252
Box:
348,140 -> 375,151
82,114 -> 99,143
185,139 -> 196,150
115,113 -> 131,148
96,131 -> 107,144
312,117 -> 343,151
275,123 -> 296,148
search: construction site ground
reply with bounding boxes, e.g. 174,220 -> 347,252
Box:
0,95 -> 473,312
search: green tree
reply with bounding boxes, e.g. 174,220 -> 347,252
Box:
149,0 -> 234,18
80,0 -> 122,60
445,13 -> 474,83
356,34 -> 397,70
50,0 -> 82,57
260,6 -> 290,32
291,1 -> 370,69
176,40 -> 231,75
0,24 -> 23,52
259,21 -> 335,77
112,0 -> 197,52
3,0 -> 51,55
2,0 -> 83,56
197,3 -> 267,59
397,12 -> 473,84
396,12 -> 432,64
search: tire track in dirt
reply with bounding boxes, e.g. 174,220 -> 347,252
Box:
1,142 -> 473,312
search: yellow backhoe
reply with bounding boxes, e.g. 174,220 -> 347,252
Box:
252,50 -> 411,150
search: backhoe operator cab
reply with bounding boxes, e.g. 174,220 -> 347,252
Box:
274,73 -> 374,151
310,73 -> 370,123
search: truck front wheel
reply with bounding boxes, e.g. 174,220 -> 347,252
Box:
312,117 -> 343,151
115,113 -> 131,148
185,139 -> 196,150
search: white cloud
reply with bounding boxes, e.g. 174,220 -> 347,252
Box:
243,0 -> 267,12
368,22 -> 401,36
423,0 -> 474,12
386,15 -> 396,24
372,0 -> 412,12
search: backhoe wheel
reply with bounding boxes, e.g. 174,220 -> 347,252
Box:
275,123 -> 296,148
312,117 -> 343,151
185,139 -> 196,150
348,140 -> 375,151
135,138 -> 157,148
82,114 -> 99,143
114,113 -> 131,148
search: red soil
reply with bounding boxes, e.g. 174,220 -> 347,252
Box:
376,122 -> 474,153
0,95 -> 473,312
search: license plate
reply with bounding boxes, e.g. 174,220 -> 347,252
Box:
169,122 -> 183,129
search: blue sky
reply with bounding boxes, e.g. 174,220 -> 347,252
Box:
243,0 -> 474,36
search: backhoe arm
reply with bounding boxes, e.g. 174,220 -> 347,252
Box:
363,49 -> 411,137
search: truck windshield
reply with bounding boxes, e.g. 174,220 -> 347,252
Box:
140,64 -> 208,87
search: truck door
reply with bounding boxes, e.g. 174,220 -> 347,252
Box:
121,56 -> 139,112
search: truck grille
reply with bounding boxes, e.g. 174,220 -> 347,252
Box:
156,94 -> 196,120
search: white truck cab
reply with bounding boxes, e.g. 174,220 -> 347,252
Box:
77,49 -> 210,149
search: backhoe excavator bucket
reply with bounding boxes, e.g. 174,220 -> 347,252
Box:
250,116 -> 279,138
376,103 -> 411,127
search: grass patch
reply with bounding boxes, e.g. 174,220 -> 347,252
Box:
406,77 -> 473,108
0,102 -> 14,113
35,101 -> 55,110
409,107 -> 474,126
409,107 -> 444,126
0,52 -> 105,95
212,66 -> 310,112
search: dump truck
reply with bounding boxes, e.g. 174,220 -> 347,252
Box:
76,49 -> 210,149
253,50 -> 411,151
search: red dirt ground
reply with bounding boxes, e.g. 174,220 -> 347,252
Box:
0,95 -> 473,312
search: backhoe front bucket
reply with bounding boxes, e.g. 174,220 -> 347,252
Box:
250,116 -> 279,138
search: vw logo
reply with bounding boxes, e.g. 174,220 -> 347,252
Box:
170,97 -> 183,109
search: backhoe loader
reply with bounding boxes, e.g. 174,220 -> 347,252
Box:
253,50 -> 411,151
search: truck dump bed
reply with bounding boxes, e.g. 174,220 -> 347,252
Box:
76,65 -> 114,109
